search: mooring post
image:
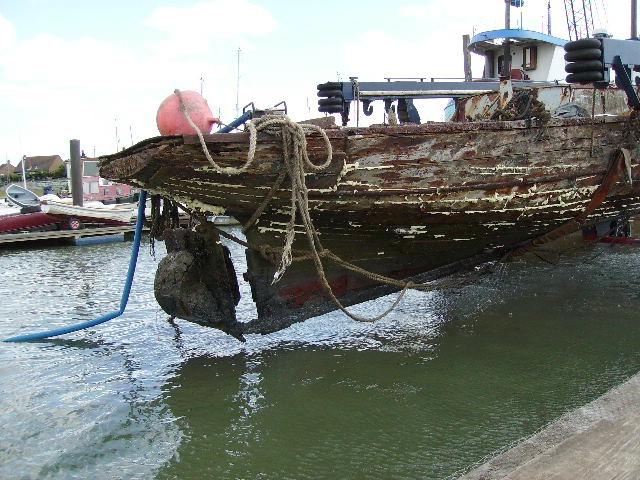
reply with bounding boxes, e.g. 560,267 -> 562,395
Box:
70,139 -> 83,207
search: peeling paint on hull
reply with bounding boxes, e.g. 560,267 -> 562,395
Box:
99,113 -> 640,332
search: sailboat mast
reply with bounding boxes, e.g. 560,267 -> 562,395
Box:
21,155 -> 26,188
235,48 -> 241,117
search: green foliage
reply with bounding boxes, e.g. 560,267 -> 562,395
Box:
51,164 -> 67,178
25,169 -> 49,180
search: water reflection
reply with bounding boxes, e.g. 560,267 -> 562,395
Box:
2,238 -> 640,479
157,245 -> 640,479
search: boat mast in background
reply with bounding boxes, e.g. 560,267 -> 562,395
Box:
563,0 -> 595,41
548,0 -> 552,35
21,155 -> 26,189
235,47 -> 241,117
115,119 -> 120,152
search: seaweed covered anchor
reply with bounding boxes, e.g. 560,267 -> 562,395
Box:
154,222 -> 243,340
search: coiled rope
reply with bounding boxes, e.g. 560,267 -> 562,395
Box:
177,91 -> 444,322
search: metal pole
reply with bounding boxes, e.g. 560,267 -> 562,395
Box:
70,139 -> 83,206
564,1 -> 573,41
235,48 -> 241,117
505,0 -> 511,28
548,0 -> 552,35
463,34 -> 472,81
581,0 -> 590,37
632,0 -> 638,39
570,1 -> 578,40
503,0 -> 512,77
21,155 -> 26,188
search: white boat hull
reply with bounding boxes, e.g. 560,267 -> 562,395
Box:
41,201 -> 134,223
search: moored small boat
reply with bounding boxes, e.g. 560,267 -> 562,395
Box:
40,200 -> 134,224
6,184 -> 41,213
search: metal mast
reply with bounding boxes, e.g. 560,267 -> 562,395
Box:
563,0 -> 595,40
235,48 -> 241,117
632,0 -> 638,39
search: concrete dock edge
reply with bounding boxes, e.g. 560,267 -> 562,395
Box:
459,371 -> 640,480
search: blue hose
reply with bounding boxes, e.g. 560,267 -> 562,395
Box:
3,190 -> 148,342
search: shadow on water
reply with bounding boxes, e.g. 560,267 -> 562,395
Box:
157,247 -> 640,479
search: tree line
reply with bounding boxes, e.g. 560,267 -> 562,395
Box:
1,165 -> 67,182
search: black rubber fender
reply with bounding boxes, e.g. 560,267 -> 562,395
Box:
564,48 -> 602,62
318,105 -> 343,113
566,71 -> 604,83
564,38 -> 601,52
318,97 -> 344,107
565,60 -> 604,73
317,89 -> 343,98
317,81 -> 342,91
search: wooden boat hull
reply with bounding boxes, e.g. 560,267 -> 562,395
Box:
100,114 -> 640,334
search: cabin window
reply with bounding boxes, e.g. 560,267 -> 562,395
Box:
497,54 -> 513,76
523,46 -> 537,70
83,160 -> 99,176
484,52 -> 495,78
90,182 -> 99,194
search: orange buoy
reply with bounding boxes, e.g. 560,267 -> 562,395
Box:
156,90 -> 220,136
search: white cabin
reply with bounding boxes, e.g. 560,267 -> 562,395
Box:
468,29 -> 568,82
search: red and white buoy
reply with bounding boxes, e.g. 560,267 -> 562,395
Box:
156,90 -> 220,136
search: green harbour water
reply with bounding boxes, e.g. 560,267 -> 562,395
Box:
2,231 -> 640,479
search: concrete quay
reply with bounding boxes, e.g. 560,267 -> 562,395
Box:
460,371 -> 640,480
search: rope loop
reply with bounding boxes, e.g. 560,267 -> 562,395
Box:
178,88 -> 423,322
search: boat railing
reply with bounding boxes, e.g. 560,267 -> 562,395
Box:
383,76 -> 563,85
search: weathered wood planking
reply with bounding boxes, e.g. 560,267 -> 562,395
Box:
99,114 -> 640,331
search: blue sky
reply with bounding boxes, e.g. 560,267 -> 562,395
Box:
0,0 -> 630,163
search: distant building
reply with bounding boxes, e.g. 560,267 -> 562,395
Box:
0,162 -> 14,177
14,155 -> 64,174
69,157 -> 135,202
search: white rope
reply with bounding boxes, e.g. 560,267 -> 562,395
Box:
175,89 -> 333,175
178,89 -> 417,322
